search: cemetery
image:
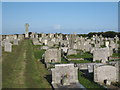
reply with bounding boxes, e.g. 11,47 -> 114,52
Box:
1,24 -> 120,89
2,1 -> 120,89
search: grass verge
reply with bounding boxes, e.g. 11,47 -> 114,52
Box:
78,71 -> 105,89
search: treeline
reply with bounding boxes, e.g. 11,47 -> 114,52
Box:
78,31 -> 120,38
28,31 -> 120,38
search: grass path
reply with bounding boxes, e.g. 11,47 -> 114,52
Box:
2,40 -> 26,88
2,40 -> 51,88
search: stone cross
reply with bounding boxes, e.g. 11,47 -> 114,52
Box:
25,23 -> 29,33
25,23 -> 29,38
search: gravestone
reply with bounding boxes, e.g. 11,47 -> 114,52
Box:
41,38 -> 48,45
47,41 -> 54,47
84,42 -> 91,52
44,48 -> 61,63
61,47 -> 68,53
109,40 -> 116,49
114,35 -> 119,43
87,65 -> 94,73
13,39 -> 18,45
4,42 -> 12,52
105,41 -> 109,47
35,34 -> 38,38
94,64 -> 118,84
67,49 -> 77,55
12,35 -> 17,39
69,34 -> 76,49
51,64 -> 80,88
18,34 -> 24,40
41,46 -> 49,50
93,48 -> 108,63
32,38 -> 42,45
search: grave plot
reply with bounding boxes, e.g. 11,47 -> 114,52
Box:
51,64 -> 83,89
109,41 -> 120,62
66,50 -> 93,63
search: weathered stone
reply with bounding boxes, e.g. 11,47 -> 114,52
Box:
105,41 -> 109,47
25,23 -> 29,38
94,64 -> 118,84
32,38 -> 42,45
67,49 -> 77,55
93,48 -> 108,63
4,42 -> 12,52
47,41 -> 54,47
44,48 -> 61,63
51,64 -> 79,86
41,46 -> 49,50
61,47 -> 68,53
13,39 -> 18,45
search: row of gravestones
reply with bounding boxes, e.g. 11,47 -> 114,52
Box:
43,46 -> 118,64
43,47 -> 120,87
32,33 -> 119,54
43,38 -> 119,87
43,46 -> 117,64
44,48 -> 120,87
0,35 -> 23,57
77,61 -> 120,85
3,39 -> 19,52
30,33 -> 120,88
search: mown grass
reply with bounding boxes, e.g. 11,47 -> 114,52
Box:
67,52 -> 93,59
112,53 -> 120,57
2,40 -> 26,88
61,57 -> 70,64
70,60 -> 92,63
33,45 -> 45,60
31,41 -> 52,88
78,71 -> 105,89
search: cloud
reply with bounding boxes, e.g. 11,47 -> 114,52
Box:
53,24 -> 63,30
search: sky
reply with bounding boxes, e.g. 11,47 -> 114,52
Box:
2,2 -> 118,34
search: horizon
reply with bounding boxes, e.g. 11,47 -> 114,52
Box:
1,30 -> 119,35
2,2 -> 119,34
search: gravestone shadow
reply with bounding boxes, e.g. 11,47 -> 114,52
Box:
44,74 -> 53,88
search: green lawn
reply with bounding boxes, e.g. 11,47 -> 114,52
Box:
67,52 -> 93,59
61,56 -> 92,64
112,53 -> 120,58
70,60 -> 92,63
61,57 -> 70,64
25,40 -> 51,88
2,40 -> 27,88
78,71 -> 105,89
33,45 -> 45,60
